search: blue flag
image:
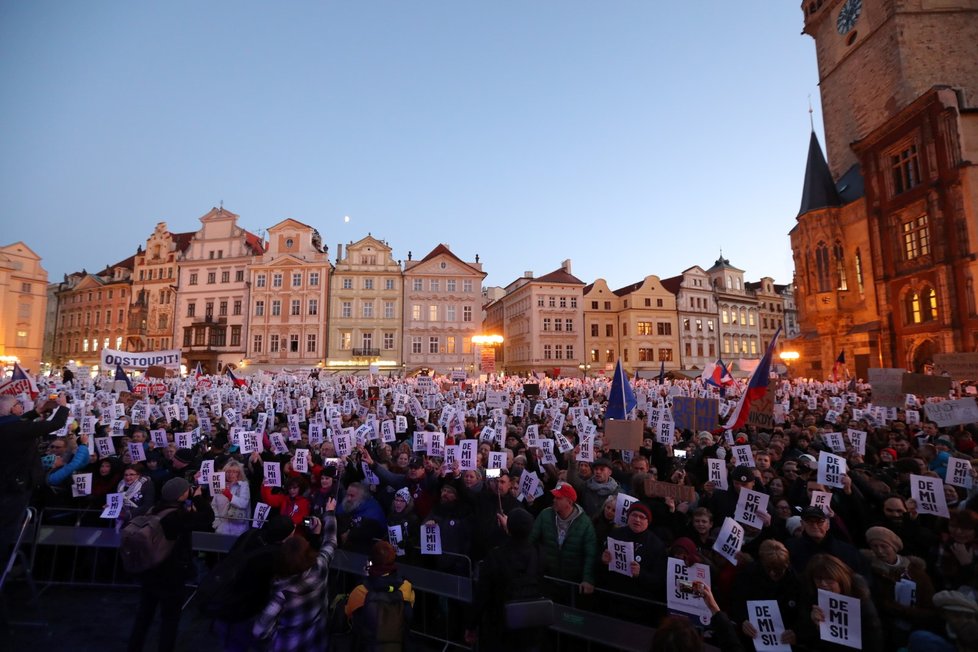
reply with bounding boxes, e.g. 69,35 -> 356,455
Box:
114,362 -> 133,392
606,360 -> 637,420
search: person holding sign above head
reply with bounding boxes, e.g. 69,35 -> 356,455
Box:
799,553 -> 883,652
860,526 -> 939,649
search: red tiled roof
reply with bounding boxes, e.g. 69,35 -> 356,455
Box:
244,231 -> 265,255
534,268 -> 585,285
415,243 -> 485,276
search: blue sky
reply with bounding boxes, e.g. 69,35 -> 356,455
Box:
0,2 -> 823,291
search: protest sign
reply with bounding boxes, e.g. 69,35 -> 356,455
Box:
934,353 -> 978,381
263,462 -> 281,488
822,432 -> 846,454
210,471 -> 226,493
868,368 -> 906,408
746,600 -> 791,652
713,517 -> 745,565
925,398 -> 978,428
388,525 -> 405,556
607,538 -> 635,577
902,373 -> 952,397
811,490 -> 833,514
604,419 -> 642,451
421,523 -> 442,555
127,442 -> 146,463
910,473 -> 950,518
614,493 -> 638,527
732,444 -> 755,468
252,503 -> 272,529
671,397 -> 719,433
817,451 -> 846,489
666,556 -> 712,623
747,384 -> 777,429
101,493 -> 124,520
708,458 -> 728,490
818,589 -> 862,649
644,479 -> 696,504
845,429 -> 866,456
733,489 -> 769,528
946,457 -> 974,490
72,472 -> 92,498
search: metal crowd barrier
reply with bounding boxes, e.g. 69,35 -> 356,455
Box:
9,508 -> 715,651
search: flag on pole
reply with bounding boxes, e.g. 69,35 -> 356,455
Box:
225,367 -> 246,387
657,360 -> 666,384
832,351 -> 848,382
606,360 -> 637,420
0,363 -> 39,399
193,362 -> 204,379
724,327 -> 782,432
704,358 -> 735,389
114,362 -> 133,393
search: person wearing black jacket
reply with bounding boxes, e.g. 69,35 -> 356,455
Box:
127,477 -> 215,652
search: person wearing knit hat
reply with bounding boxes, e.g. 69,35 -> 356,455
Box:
344,540 -> 416,640
387,486 -> 420,560
879,447 -> 898,463
861,526 -> 938,649
161,477 -> 190,503
599,497 -> 667,623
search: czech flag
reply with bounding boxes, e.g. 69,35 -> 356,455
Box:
724,327 -> 781,432
704,358 -> 735,389
193,362 -> 204,378
832,351 -> 848,382
0,363 -> 39,399
114,362 -> 133,392
225,367 -> 246,387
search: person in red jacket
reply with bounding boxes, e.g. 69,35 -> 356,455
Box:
261,476 -> 311,529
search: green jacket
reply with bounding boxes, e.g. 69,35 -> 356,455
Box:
529,505 -> 597,585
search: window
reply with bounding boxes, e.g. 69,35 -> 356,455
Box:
256,274 -> 266,288
384,301 -> 396,318
230,326 -> 241,347
548,297 -> 556,308
236,270 -> 244,282
189,273 -> 198,285
571,297 -> 577,308
723,335 -> 731,354
555,344 -> 564,359
890,143 -> 921,195
307,334 -> 317,352
411,304 -> 421,320
554,319 -> 563,332
559,297 -> 567,308
447,279 -> 456,292
446,336 -> 456,354
722,309 -> 729,324
341,332 -> 352,349
342,301 -> 353,318
603,301 -> 611,310
308,299 -> 318,316
902,215 -> 930,260
590,348 -> 599,363
543,345 -> 552,360
429,336 -> 439,354
740,308 -> 747,325
657,298 -> 664,307
233,299 -> 242,316
221,271 -> 230,283
384,278 -> 395,290
342,278 -> 353,290
658,323 -> 672,336
310,272 -> 320,287
637,321 -> 653,336
748,310 -> 755,326
659,348 -> 673,362
364,278 -> 374,290
543,318 -> 552,332
590,301 -> 598,310
207,272 -> 216,284
446,305 -> 456,321
606,349 -> 614,362
463,306 -> 472,322
412,337 -> 422,354
292,273 -> 302,287
683,318 -> 690,331
565,319 -> 573,332
255,301 -> 265,316
591,324 -> 599,337
383,332 -> 395,350
205,301 -> 214,318
685,342 -> 693,357
855,249 -> 865,294
708,319 -> 715,332
639,348 -> 654,362
362,302 -> 374,318
270,334 -> 280,353
272,300 -> 281,316
187,303 -> 196,317
253,335 -> 263,353
816,242 -> 831,292
428,305 -> 438,321
290,334 -> 299,353
463,280 -> 473,293
20,282 -> 30,293
709,343 -> 716,357
622,323 -> 627,336
273,274 -> 283,288
606,324 -> 614,337
219,300 -> 228,317
413,279 -> 423,291
430,279 -> 439,292
291,299 -> 301,316
834,241 -> 847,290
749,339 -> 757,355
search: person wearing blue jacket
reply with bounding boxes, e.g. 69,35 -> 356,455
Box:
47,432 -> 91,488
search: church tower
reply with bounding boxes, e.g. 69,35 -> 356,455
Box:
791,0 -> 978,377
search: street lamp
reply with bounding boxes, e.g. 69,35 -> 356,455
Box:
578,361 -> 591,378
472,334 -> 504,376
780,351 -> 799,377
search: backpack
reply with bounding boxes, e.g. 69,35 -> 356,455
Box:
119,508 -> 177,574
353,579 -> 408,651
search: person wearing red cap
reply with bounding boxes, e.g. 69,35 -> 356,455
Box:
529,481 -> 597,601
598,502 -> 667,623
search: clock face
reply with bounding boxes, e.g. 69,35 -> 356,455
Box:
836,0 -> 862,35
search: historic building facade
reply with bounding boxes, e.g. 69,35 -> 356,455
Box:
248,219 -> 330,368
126,222 -> 192,353
662,266 -> 719,371
791,0 -> 978,378
0,242 -> 49,372
706,256 -> 761,367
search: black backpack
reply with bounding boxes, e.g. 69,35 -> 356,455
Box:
353,579 -> 408,652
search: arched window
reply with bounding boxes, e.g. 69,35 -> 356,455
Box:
925,287 -> 938,322
854,248 -> 865,294
834,241 -> 847,290
723,335 -> 731,354
740,307 -> 747,325
906,291 -> 921,324
816,242 -> 831,292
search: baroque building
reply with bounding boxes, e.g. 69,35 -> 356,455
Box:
127,222 -> 193,352
790,0 -> 978,378
0,242 -> 49,372
661,266 -> 719,371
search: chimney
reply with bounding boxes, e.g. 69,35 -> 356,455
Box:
336,243 -> 343,262
524,271 -> 533,278
561,259 -> 572,273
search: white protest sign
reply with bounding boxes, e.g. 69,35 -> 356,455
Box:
388,524 -> 405,556
666,557 -> 712,623
746,600 -> 791,652
175,431 -> 193,450
263,462 -> 281,488
488,451 -> 506,470
708,458 -> 728,490
614,493 -> 639,527
361,461 -> 380,486
293,449 -> 310,474
811,490 -> 834,514
210,471 -> 226,493
101,493 -> 124,519
910,473 -> 950,518
459,439 -> 477,471
577,431 -> 594,463
381,420 -> 396,443
308,422 -> 324,446
845,429 -> 866,456
946,457 -> 974,490
334,431 -> 353,458
713,517 -> 745,565
925,398 -> 978,428
94,436 -> 114,459
71,472 -> 93,497
823,432 -> 846,453
817,451 -> 846,489
733,489 -> 769,528
269,433 -> 289,455
818,589 -> 862,649
421,523 -> 442,555
607,537 -> 635,577
127,442 -> 146,463
518,469 -> 542,501
252,502 -> 272,529
199,459 -> 214,485
732,445 -> 755,468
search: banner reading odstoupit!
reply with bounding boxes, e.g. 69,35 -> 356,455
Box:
100,348 -> 182,369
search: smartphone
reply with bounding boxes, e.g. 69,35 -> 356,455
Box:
674,449 -> 688,459
302,516 -> 314,528
678,580 -> 695,593
486,468 -> 501,479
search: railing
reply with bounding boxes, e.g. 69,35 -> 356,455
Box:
352,348 -> 381,358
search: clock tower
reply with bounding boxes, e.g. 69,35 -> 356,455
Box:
791,0 -> 978,377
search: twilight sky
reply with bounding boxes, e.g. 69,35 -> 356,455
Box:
0,1 -> 824,291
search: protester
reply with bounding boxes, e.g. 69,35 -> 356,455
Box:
211,460 -> 251,536
345,540 -> 415,651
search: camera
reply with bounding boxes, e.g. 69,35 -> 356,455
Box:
674,449 -> 688,459
302,516 -> 314,528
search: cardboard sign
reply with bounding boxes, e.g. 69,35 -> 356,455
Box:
910,473 -> 950,518
746,600 -> 791,652
747,383 -> 777,429
925,398 -> 978,428
713,517 -> 745,565
868,368 -> 906,408
644,479 -> 696,504
671,397 -> 719,433
934,353 -> 978,381
818,589 -> 862,649
607,537 -> 635,576
902,373 -> 952,397
604,418 -> 643,451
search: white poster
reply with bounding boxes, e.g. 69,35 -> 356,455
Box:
460,439 -> 477,471
733,488 -> 769,528
199,459 -> 214,485
708,458 -> 728,491
818,589 -> 862,649
263,461 -> 281,488
293,449 -> 310,474
817,451 -> 846,489
713,517 -> 745,565
388,524 -> 405,556
101,492 -> 124,519
666,556 -> 712,623
607,537 -> 635,577
910,473 -> 950,518
252,502 -> 272,529
845,429 -> 866,456
72,472 -> 93,497
811,490 -> 833,515
732,445 -> 755,468
127,442 -> 146,463
614,493 -> 639,527
210,471 -> 226,493
421,523 -> 442,555
100,347 -> 182,369
746,600 -> 791,652
946,457 -> 974,490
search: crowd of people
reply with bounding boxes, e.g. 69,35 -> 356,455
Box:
1,366 -> 978,652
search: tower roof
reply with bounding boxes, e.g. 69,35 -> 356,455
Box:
797,131 -> 842,217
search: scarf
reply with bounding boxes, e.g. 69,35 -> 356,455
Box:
555,504 -> 582,547
869,553 -> 910,580
586,476 -> 619,497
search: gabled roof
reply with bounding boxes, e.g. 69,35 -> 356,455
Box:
534,268 -> 585,285
797,131 -> 842,217
172,231 -> 194,253
244,231 -> 265,255
613,280 -> 643,297
659,275 -> 682,295
413,243 -> 486,277
97,254 -> 136,276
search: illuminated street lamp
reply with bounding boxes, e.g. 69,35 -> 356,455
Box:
779,350 -> 799,377
472,334 -> 504,376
